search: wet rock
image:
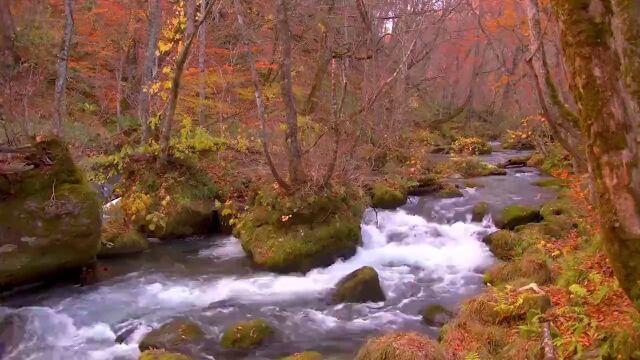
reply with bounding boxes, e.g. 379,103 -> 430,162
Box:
483,230 -> 518,260
139,318 -> 204,352
0,313 -> 26,357
279,351 -> 323,360
0,139 -> 102,290
436,184 -> 464,198
471,202 -> 489,222
355,332 -> 446,360
498,156 -> 532,169
220,319 -> 273,350
497,205 -> 542,230
115,323 -> 140,344
421,304 -> 453,327
407,175 -> 445,196
332,266 -> 385,304
370,183 -> 407,209
99,221 -> 148,258
138,350 -> 192,360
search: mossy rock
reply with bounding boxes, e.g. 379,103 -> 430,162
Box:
139,318 -> 204,352
149,202 -> 215,240
484,251 -> 552,287
370,183 -> 407,209
138,350 -> 192,360
472,202 -> 489,222
333,266 -> 385,304
421,304 -> 453,327
463,179 -> 485,189
220,319 -> 273,350
355,332 -> 446,360
482,230 -> 519,260
407,175 -> 445,196
235,187 -> 365,273
0,139 -> 102,289
435,158 -> 505,179
497,205 -> 541,230
99,221 -> 148,258
279,351 -> 323,360
436,184 -> 463,198
531,178 -> 569,189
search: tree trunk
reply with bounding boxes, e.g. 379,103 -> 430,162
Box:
138,0 -> 162,143
53,0 -> 74,137
198,0 -> 207,126
234,0 -> 289,190
157,0 -> 215,167
525,0 -> 588,173
0,0 -> 19,69
551,0 -> 640,308
276,0 -> 306,186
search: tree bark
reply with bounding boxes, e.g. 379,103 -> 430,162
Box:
0,0 -> 19,69
138,0 -> 162,143
234,0 -> 289,191
198,0 -> 207,126
157,0 -> 215,167
525,0 -> 588,173
53,0 -> 74,137
277,0 -> 307,186
551,0 -> 640,308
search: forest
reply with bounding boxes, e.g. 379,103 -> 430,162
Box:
0,0 -> 639,359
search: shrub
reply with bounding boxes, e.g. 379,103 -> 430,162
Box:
451,137 -> 492,155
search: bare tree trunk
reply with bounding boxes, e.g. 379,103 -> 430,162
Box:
157,0 -> 215,167
234,0 -> 289,190
551,0 -> 640,308
277,0 -> 306,186
53,0 -> 74,137
525,0 -> 588,173
198,0 -> 207,126
138,0 -> 162,143
323,59 -> 347,185
0,0 -> 19,69
186,0 -> 196,40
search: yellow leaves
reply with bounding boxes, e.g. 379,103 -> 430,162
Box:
280,215 -> 291,222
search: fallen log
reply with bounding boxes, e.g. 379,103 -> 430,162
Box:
498,155 -> 532,169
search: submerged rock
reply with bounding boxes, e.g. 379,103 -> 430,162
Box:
0,139 -> 101,289
333,266 -> 386,304
139,318 -> 204,352
497,205 -> 541,230
138,350 -> 192,360
370,183 -> 407,209
355,332 -> 446,360
472,202 -> 489,222
0,313 -> 26,356
279,351 -> 323,360
421,304 -> 453,327
235,187 -> 364,273
220,319 -> 273,350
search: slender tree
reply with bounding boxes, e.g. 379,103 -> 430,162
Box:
0,0 -> 19,70
198,0 -> 208,126
53,0 -> 74,136
138,0 -> 162,143
551,0 -> 640,308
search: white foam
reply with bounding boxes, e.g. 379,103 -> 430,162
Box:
198,236 -> 245,260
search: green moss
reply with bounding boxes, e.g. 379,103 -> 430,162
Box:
99,221 -> 148,258
483,230 -> 519,260
421,304 -> 453,327
436,184 -> 464,198
355,332 -> 446,360
370,183 -> 407,209
279,351 -> 323,360
463,179 -> 485,189
484,251 -> 553,287
531,178 -> 569,189
497,205 -> 541,230
435,158 -> 506,178
139,318 -> 204,352
235,187 -> 365,273
333,266 -> 385,304
138,350 -> 192,360
220,319 -> 273,350
472,202 -> 489,222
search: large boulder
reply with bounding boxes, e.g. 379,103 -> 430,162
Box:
370,183 -> 407,209
235,187 -> 365,273
497,205 -> 541,230
0,139 -> 101,289
138,350 -> 192,360
98,219 -> 148,258
332,266 -> 385,303
220,319 -> 273,350
355,332 -> 446,360
139,318 -> 204,352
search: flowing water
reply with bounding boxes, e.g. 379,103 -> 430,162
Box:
0,150 -> 557,360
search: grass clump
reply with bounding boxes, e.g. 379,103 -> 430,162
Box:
451,137 -> 492,155
484,251 -> 553,287
355,332 -> 446,360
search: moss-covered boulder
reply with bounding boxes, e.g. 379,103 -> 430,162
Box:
355,332 -> 446,360
407,175 -> 445,196
99,220 -> 148,258
435,158 -> 506,178
235,187 -> 365,273
0,139 -> 102,289
421,304 -> 453,327
279,351 -> 323,360
138,350 -> 192,360
484,251 -> 552,287
220,319 -> 273,350
497,205 -> 541,230
370,183 -> 407,209
483,230 -> 519,260
139,318 -> 204,352
436,184 -> 464,198
333,266 -> 385,304
472,202 -> 489,222
152,201 -> 215,239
